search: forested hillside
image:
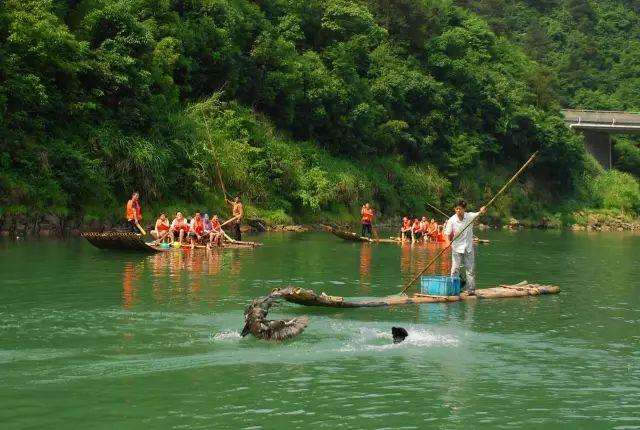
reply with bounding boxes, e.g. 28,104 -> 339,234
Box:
1,0 -> 639,230
458,0 -> 640,176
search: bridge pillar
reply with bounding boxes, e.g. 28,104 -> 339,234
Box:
582,131 -> 612,170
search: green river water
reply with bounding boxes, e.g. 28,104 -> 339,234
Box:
1,231 -> 639,429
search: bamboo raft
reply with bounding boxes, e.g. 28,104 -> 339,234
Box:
82,232 -> 160,252
328,228 -> 489,245
271,281 -> 559,308
329,228 -> 399,243
82,231 -> 261,252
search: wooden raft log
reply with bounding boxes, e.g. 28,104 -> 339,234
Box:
272,282 -> 560,308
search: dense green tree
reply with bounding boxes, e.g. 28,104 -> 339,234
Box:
2,0 -> 631,228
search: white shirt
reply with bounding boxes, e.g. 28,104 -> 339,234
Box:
444,212 -> 479,253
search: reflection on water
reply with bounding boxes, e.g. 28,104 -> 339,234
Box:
399,242 -> 453,283
359,244 -> 371,293
126,248 -> 246,308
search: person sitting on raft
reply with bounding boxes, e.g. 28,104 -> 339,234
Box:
151,213 -> 170,244
443,200 -> 486,295
427,218 -> 438,242
207,215 -> 223,249
203,214 -> 212,236
170,212 -> 189,244
411,218 -> 423,243
419,217 -> 429,243
125,191 -> 142,233
188,211 -> 205,249
360,203 -> 374,238
400,217 -> 412,243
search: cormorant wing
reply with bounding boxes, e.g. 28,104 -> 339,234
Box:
265,316 -> 310,341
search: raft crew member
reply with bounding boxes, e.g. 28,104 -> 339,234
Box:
443,200 -> 486,295
400,217 -> 412,243
188,212 -> 205,249
151,213 -> 170,244
125,192 -> 142,233
360,203 -> 374,238
170,212 -> 189,244
226,196 -> 244,241
208,215 -> 223,248
411,218 -> 422,243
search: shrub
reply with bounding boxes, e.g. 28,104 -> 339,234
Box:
591,170 -> 640,213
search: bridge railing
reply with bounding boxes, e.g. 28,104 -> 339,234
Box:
562,109 -> 640,126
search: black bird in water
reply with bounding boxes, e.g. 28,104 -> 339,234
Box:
392,327 -> 408,343
241,294 -> 310,341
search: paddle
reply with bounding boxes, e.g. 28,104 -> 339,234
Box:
398,151 -> 539,296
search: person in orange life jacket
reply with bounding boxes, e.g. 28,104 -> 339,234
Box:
427,218 -> 438,241
360,203 -> 374,238
419,217 -> 429,244
411,218 -> 423,243
188,211 -> 205,249
125,192 -> 142,233
170,212 -> 189,244
151,213 -> 170,244
400,217 -> 412,243
207,215 -> 224,248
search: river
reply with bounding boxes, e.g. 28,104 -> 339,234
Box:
1,231 -> 639,429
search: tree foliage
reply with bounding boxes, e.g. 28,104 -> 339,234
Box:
1,0 -> 618,223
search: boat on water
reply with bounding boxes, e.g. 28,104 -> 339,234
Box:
270,281 -> 559,308
329,228 -> 400,243
327,227 -> 489,245
81,231 -> 261,253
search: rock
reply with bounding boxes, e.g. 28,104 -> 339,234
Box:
571,224 -> 585,231
283,225 -> 308,232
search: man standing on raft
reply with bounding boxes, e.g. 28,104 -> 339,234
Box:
125,192 -> 142,233
226,196 -> 244,241
360,203 -> 374,238
444,200 -> 486,295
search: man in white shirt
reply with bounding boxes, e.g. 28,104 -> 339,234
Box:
443,200 -> 486,295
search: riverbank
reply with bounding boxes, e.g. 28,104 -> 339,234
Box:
3,209 -> 640,238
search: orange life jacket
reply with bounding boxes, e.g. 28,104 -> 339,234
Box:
361,208 -> 374,223
211,219 -> 221,232
193,218 -> 204,235
126,199 -> 141,221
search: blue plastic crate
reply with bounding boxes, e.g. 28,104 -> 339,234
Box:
420,275 -> 461,296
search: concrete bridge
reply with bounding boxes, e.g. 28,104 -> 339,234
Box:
562,109 -> 640,169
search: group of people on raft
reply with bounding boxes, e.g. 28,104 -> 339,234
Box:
360,203 -> 447,243
361,200 -> 486,295
126,192 -> 244,249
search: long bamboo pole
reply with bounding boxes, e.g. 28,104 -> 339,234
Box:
201,114 -> 228,200
426,202 -> 449,220
398,151 -> 539,295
